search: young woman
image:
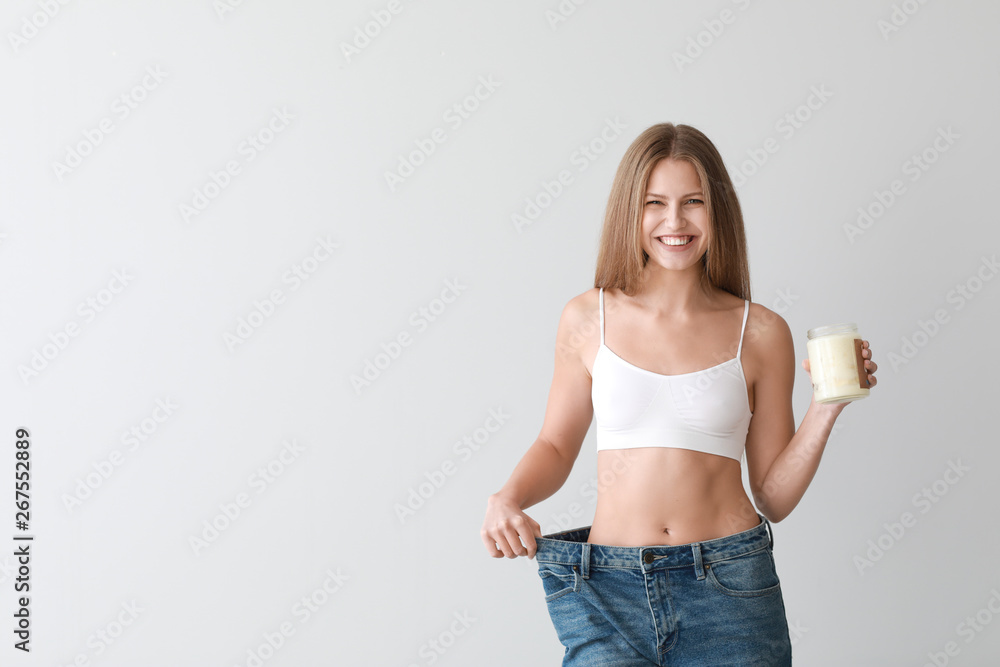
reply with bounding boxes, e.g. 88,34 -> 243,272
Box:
480,122 -> 878,665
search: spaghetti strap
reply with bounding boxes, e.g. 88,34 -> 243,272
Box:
736,299 -> 750,360
599,288 -> 605,346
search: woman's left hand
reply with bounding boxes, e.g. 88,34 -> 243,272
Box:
802,339 -> 877,413
860,339 -> 877,389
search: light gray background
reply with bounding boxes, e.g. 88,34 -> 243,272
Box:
2,1 -> 999,665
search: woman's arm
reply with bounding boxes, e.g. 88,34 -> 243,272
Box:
481,291 -> 596,558
743,305 -> 878,523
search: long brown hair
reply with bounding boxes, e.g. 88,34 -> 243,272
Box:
593,123 -> 751,301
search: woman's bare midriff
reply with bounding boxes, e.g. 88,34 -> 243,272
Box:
584,286 -> 762,547
588,447 -> 761,546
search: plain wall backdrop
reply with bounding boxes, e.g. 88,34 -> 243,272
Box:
2,1 -> 999,665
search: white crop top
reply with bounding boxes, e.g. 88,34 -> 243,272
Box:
592,287 -> 753,461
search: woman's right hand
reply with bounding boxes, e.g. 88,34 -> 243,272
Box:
481,493 -> 543,559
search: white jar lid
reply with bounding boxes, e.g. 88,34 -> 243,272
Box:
806,323 -> 858,339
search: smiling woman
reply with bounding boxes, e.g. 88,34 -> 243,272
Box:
642,159 -> 711,262
481,122 -> 878,665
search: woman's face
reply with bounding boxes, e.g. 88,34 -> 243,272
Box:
640,158 -> 711,271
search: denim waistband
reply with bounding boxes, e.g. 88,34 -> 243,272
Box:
535,513 -> 773,575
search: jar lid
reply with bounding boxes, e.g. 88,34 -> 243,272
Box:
807,323 -> 858,339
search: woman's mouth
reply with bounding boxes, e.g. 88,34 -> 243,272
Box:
657,235 -> 694,247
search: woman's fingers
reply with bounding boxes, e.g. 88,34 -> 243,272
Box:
481,528 -> 506,558
482,496 -> 542,559
503,523 -> 529,558
482,522 -> 539,559
480,522 -> 523,558
486,529 -> 518,558
862,340 -> 877,386
519,518 -> 540,560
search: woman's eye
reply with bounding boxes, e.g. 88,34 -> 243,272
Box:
645,199 -> 701,206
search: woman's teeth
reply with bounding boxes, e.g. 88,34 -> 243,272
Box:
659,236 -> 692,246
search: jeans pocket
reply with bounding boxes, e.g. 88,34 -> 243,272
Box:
537,561 -> 581,602
705,548 -> 781,598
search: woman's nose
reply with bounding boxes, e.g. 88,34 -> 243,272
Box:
661,205 -> 685,228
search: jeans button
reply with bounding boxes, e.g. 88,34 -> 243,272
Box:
642,551 -> 654,564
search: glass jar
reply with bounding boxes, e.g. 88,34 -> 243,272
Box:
806,323 -> 870,404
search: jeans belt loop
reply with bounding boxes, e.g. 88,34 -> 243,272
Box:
762,513 -> 774,550
692,543 -> 705,580
580,543 -> 591,579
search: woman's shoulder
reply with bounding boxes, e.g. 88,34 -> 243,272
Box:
561,287 -> 602,322
742,298 -> 794,357
704,287 -> 751,317
563,286 -> 603,307
549,288 -> 603,364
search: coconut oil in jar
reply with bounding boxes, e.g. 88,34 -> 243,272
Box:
806,323 -> 870,404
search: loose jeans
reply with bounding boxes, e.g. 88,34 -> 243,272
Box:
534,513 -> 792,666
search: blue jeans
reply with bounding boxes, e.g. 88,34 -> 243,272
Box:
534,513 -> 792,666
